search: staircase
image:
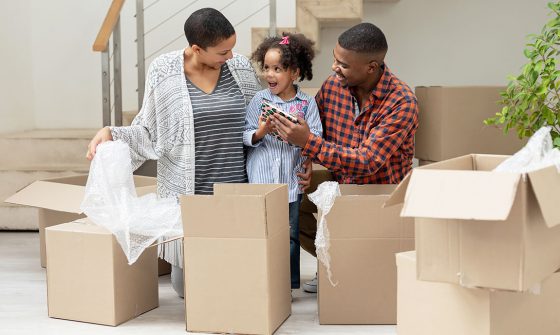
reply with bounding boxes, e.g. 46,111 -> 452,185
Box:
0,129 -> 94,230
251,0 -> 397,51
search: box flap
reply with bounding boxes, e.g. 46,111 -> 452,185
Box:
402,169 -> 521,220
528,166 -> 560,228
181,194 -> 267,238
395,250 -> 416,268
5,180 -> 85,213
383,173 -> 411,208
213,183 -> 282,196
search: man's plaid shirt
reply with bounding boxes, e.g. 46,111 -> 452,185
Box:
302,65 -> 418,184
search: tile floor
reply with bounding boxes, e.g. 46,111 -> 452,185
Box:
0,232 -> 397,335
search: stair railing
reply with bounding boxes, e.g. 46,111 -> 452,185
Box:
93,0 -> 276,126
93,0 -> 125,127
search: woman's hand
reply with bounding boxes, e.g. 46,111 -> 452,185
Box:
86,127 -> 113,161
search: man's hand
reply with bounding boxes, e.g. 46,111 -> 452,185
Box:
86,127 -> 113,161
270,113 -> 311,148
297,158 -> 312,192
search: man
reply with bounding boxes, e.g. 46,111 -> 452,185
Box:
270,22 -> 418,293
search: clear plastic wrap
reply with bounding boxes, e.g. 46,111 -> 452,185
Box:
494,126 -> 560,173
80,140 -> 182,264
308,181 -> 341,287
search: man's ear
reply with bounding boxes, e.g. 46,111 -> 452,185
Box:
368,60 -> 380,74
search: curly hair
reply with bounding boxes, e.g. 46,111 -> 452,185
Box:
251,32 -> 315,81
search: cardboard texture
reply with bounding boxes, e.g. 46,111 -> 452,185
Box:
181,184 -> 291,335
414,86 -> 526,161
45,219 -> 159,326
317,184 -> 414,325
5,174 -> 157,267
396,251 -> 560,335
387,154 -> 560,291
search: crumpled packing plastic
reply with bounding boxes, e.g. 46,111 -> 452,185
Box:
494,126 -> 560,173
80,140 -> 182,264
308,181 -> 341,287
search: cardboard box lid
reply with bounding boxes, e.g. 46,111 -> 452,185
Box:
527,165 -> 560,228
402,169 -> 520,221
6,180 -> 86,213
181,183 -> 287,238
5,174 -> 157,214
387,154 -> 560,227
46,218 -> 110,234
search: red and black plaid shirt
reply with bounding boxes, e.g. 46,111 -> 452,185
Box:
302,65 -> 418,184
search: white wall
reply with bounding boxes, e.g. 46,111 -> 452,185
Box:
308,0 -> 551,88
0,1 -> 34,133
0,0 -> 552,132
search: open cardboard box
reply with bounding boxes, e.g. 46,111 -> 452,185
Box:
45,219 -> 159,326
181,183 -> 291,335
386,154 -> 560,291
317,184 -> 414,325
5,174 -> 156,267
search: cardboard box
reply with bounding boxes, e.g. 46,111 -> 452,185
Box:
158,257 -> 172,276
181,184 -> 291,335
45,219 -> 158,326
5,174 -> 157,267
396,251 -> 560,335
417,159 -> 436,166
317,184 -> 414,325
386,154 -> 560,291
414,86 -> 526,161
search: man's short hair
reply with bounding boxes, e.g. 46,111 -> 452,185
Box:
184,8 -> 235,49
338,23 -> 388,55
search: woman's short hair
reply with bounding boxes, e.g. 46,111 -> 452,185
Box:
184,8 -> 235,49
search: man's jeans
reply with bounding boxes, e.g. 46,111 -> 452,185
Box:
289,195 -> 303,289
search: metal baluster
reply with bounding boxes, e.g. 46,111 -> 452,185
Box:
269,0 -> 277,37
113,17 -> 123,126
101,50 -> 111,127
136,0 -> 146,110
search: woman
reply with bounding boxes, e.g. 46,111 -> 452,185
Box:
86,8 -> 263,297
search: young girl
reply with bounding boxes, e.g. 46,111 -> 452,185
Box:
243,33 -> 322,290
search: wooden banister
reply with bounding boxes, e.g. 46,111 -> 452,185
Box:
92,0 -> 126,52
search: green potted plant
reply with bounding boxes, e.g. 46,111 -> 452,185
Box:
485,1 -> 560,147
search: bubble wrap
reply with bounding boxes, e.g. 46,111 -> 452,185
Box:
80,140 -> 182,264
308,181 -> 341,287
494,126 -> 560,173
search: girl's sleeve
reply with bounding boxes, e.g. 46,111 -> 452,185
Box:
243,92 -> 263,147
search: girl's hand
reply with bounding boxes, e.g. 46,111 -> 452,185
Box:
252,116 -> 275,144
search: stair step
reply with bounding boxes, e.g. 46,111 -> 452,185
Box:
0,129 -> 96,169
0,169 -> 88,203
0,203 -> 38,230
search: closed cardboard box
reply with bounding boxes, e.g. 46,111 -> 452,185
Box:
414,86 -> 526,161
387,154 -> 560,291
45,219 -> 159,326
5,174 -> 156,267
181,184 -> 291,335
396,251 -> 560,335
318,184 -> 414,325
